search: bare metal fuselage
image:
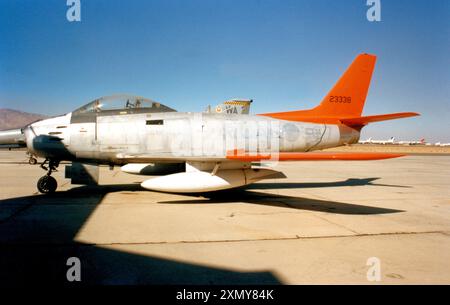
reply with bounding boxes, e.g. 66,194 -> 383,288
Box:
25,110 -> 360,164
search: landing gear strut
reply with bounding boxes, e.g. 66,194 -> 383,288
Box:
37,159 -> 59,194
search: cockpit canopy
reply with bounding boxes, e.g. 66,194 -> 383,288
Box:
73,94 -> 176,115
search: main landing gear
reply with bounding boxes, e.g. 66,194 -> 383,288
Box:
37,159 -> 59,194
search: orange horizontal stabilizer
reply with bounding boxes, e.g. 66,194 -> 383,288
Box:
226,152 -> 405,162
340,112 -> 420,126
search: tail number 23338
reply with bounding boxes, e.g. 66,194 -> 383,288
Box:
329,96 -> 352,103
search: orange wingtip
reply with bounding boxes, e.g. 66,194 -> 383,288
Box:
226,151 -> 405,161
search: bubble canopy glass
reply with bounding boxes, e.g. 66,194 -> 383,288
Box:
73,94 -> 176,115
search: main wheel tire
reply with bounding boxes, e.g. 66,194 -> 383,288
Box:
37,175 -> 57,194
29,158 -> 37,165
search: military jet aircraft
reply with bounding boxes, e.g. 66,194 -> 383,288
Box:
0,54 -> 419,194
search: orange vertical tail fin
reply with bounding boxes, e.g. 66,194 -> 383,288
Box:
260,54 -> 377,123
311,53 -> 376,117
259,54 -> 419,125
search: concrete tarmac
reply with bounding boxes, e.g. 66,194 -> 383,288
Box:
0,150 -> 449,284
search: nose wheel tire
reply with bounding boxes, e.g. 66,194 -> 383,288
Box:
29,157 -> 37,165
37,175 -> 57,194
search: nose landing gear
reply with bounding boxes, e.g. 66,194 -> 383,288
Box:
37,175 -> 57,194
37,159 -> 59,194
26,152 -> 38,165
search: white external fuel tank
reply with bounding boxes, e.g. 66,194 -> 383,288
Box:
141,168 -> 284,193
121,163 -> 185,175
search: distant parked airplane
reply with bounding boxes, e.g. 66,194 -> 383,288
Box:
435,142 -> 450,147
205,99 -> 253,115
358,137 -> 395,145
397,138 -> 426,145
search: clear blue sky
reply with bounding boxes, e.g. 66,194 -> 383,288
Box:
0,0 -> 449,141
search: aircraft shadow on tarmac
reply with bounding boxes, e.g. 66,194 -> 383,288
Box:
160,178 -> 405,216
247,177 -> 411,190
0,178 -> 405,285
0,184 -> 281,285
